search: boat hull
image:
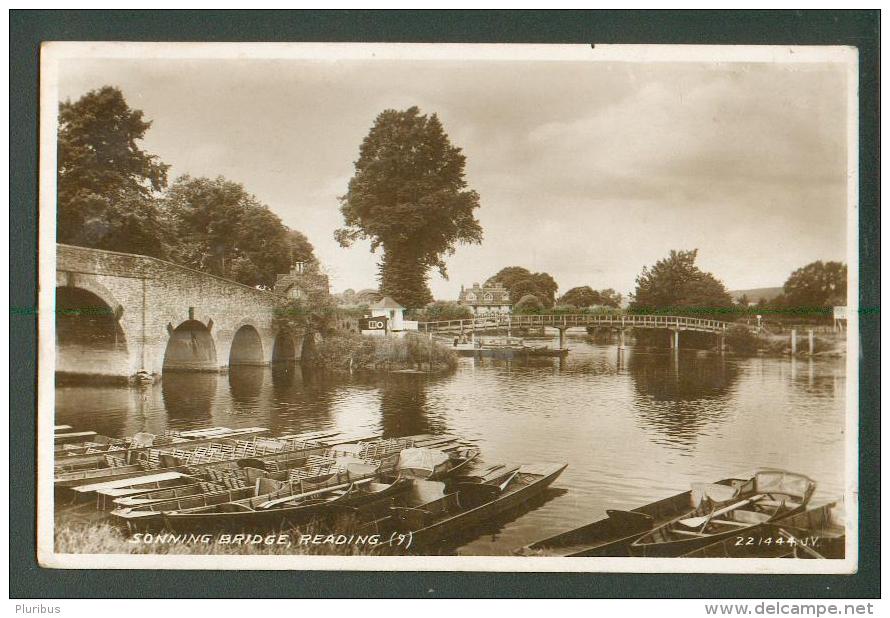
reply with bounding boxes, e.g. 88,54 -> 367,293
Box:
161,479 -> 412,532
392,463 -> 567,550
520,479 -> 743,557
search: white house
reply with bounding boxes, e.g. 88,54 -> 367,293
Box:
364,296 -> 418,335
458,282 -> 512,316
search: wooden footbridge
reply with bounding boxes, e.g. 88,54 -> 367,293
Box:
418,314 -> 729,349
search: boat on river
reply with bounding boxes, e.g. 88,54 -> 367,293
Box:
519,478 -> 744,557
160,460 -> 412,532
681,501 -> 845,559
629,470 -> 816,558
367,461 -> 568,550
109,435 -> 471,528
54,430 -> 385,489
450,336 -> 568,358
55,426 -> 276,471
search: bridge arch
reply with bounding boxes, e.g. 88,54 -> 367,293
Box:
163,319 -> 218,372
272,331 -> 298,362
229,324 -> 265,366
55,285 -> 129,378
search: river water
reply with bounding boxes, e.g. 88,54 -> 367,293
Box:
55,334 -> 847,555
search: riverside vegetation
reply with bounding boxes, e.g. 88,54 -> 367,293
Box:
313,332 -> 458,374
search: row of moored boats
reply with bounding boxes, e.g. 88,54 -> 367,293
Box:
54,424 -> 844,557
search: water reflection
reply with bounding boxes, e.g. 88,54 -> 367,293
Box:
628,350 -> 738,451
378,374 -> 447,437
228,366 -> 265,404
161,372 -> 217,421
55,336 -> 846,554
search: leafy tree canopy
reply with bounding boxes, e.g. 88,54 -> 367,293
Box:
57,86 -> 170,254
630,249 -> 733,318
57,86 -> 321,291
164,175 -> 300,288
558,286 -> 623,308
411,300 -> 474,322
783,261 -> 847,308
486,266 -> 559,308
336,106 -> 483,308
514,294 -> 544,313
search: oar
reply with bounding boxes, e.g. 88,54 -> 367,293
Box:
496,470 -> 520,492
678,494 -> 765,528
258,477 -> 373,510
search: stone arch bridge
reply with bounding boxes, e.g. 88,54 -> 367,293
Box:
55,244 -> 311,381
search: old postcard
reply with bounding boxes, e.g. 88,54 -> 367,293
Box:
37,42 -> 859,573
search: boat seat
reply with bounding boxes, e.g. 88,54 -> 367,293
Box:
732,509 -> 772,524
673,529 -> 711,537
710,519 -> 751,527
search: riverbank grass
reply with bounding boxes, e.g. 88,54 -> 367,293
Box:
314,332 -> 458,374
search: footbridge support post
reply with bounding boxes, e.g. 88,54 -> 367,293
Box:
556,325 -> 569,350
669,329 -> 679,349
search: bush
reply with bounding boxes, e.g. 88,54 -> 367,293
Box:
725,324 -> 760,354
313,332 -> 457,373
410,301 -> 473,322
514,294 -> 544,314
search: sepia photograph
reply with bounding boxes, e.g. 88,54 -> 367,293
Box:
35,41 -> 859,573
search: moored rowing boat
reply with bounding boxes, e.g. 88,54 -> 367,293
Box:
629,470 -> 816,558
368,462 -> 568,550
518,478 -> 744,557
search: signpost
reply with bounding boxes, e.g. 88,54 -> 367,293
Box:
360,316 -> 388,334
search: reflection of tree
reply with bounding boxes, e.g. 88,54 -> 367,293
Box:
267,364 -> 333,431
161,372 -> 217,420
628,352 -> 738,449
378,374 -> 447,438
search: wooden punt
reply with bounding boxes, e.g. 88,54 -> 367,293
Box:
162,475 -> 412,532
54,431 -> 380,489
681,501 -> 845,559
629,470 -> 816,558
110,481 -> 226,508
54,427 -> 274,470
370,462 -> 568,550
89,474 -> 206,510
108,435 -> 468,527
518,478 -> 744,557
55,431 -> 99,445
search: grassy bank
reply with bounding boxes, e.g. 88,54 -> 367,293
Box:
724,325 -> 846,356
312,332 -> 458,374
54,518 -> 392,556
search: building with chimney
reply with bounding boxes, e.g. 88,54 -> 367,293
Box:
458,282 -> 512,316
273,260 -> 330,301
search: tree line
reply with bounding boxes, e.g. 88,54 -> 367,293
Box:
57,86 -> 315,289
60,90 -> 846,323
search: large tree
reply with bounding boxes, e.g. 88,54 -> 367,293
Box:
597,288 -> 623,308
335,107 -> 483,308
412,300 -> 473,322
783,260 -> 847,308
559,286 -> 600,308
558,286 -> 623,309
164,175 -> 300,288
630,249 -> 733,318
486,267 -> 559,308
57,86 -> 170,255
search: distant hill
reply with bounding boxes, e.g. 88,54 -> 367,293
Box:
729,287 -> 783,304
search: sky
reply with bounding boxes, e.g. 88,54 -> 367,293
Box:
57,50 -> 851,300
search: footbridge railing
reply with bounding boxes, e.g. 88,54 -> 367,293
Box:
417,314 -> 728,335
